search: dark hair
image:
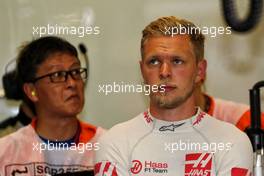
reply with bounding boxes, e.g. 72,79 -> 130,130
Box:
2,69 -> 22,100
2,69 -> 35,115
14,36 -> 78,111
17,36 -> 78,84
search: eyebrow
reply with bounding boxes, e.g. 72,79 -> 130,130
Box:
147,54 -> 182,60
45,61 -> 81,71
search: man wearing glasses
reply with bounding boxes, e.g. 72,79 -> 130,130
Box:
0,36 -> 104,175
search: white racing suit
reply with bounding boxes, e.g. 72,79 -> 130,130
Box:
0,120 -> 104,176
95,108 -> 253,176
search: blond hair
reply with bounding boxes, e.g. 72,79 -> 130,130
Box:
141,16 -> 205,61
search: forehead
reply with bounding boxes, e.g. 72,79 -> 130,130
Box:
143,35 -> 194,58
40,53 -> 80,68
35,53 -> 80,76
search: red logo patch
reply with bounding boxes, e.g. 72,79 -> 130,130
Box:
185,153 -> 212,176
143,111 -> 153,123
193,112 -> 206,126
94,161 -> 118,176
130,160 -> 143,174
231,167 -> 251,176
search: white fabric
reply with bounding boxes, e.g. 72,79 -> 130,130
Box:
95,109 -> 253,176
0,124 -> 104,175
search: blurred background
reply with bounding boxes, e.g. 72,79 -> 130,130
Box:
0,0 -> 263,129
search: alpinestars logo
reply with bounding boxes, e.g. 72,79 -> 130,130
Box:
185,153 -> 212,176
159,123 -> 185,132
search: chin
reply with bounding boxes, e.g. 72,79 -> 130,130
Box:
62,106 -> 83,117
151,94 -> 183,108
62,111 -> 81,118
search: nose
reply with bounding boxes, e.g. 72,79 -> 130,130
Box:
159,62 -> 171,79
65,73 -> 77,88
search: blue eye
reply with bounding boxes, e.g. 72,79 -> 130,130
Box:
173,59 -> 184,65
149,58 -> 160,65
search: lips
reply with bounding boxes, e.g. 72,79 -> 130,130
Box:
159,84 -> 177,93
65,94 -> 80,101
163,86 -> 175,92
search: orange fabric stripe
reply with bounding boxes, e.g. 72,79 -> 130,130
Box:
236,110 -> 264,131
236,110 -> 251,131
78,121 -> 97,143
206,94 -> 215,116
31,118 -> 37,128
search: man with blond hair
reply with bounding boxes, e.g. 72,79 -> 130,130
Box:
95,16 -> 253,176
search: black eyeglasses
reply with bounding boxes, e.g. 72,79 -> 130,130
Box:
32,68 -> 87,83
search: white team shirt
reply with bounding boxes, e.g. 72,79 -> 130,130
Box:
0,121 -> 104,176
95,108 -> 253,176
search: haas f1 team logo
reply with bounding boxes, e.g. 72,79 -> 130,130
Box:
130,160 -> 142,174
185,153 -> 212,176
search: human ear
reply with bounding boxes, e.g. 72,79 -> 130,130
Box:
195,59 -> 207,83
23,83 -> 39,102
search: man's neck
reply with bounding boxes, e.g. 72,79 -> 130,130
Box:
35,112 -> 79,141
21,103 -> 34,118
149,96 -> 197,122
194,86 -> 206,111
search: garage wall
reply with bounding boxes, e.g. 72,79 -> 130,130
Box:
0,0 -> 263,128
